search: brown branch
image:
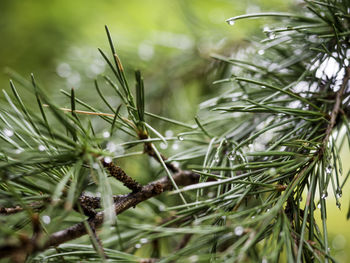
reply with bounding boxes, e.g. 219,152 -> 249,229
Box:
0,194 -> 125,218
0,201 -> 45,215
79,160 -> 142,216
77,195 -> 100,217
322,66 -> 350,150
144,141 -> 180,173
279,67 -> 350,258
0,205 -> 23,214
0,170 -> 199,259
138,129 -> 180,174
5,68 -> 348,261
89,221 -> 108,260
103,160 -> 143,192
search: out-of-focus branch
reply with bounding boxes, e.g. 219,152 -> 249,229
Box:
0,205 -> 23,214
0,201 -> 45,215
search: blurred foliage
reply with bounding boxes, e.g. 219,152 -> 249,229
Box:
0,0 -> 293,111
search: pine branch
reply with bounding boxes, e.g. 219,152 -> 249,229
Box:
322,66 -> 350,148
0,205 -> 23,214
102,160 -> 143,193
0,169 -> 199,259
0,201 -> 45,215
1,1 -> 350,261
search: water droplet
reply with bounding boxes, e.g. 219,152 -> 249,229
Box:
135,243 -> 141,249
266,209 -> 270,212
228,152 -> 236,161
214,154 -> 220,163
165,130 -> 174,137
173,161 -> 180,168
160,142 -> 168,149
317,203 -> 321,209
336,187 -> 342,198
263,26 -> 270,33
336,201 -> 341,209
42,215 -> 51,224
67,72 -> 81,87
178,136 -> 184,141
325,165 -> 332,175
265,30 -> 276,39
104,156 -> 112,163
321,192 -> 328,199
339,167 -> 342,174
228,20 -> 235,26
268,168 -> 276,176
103,131 -> 110,138
158,205 -> 166,212
140,238 -> 148,244
234,226 -> 244,236
56,63 -> 71,78
207,192 -> 215,198
3,128 -> 14,137
106,142 -> 116,152
261,85 -> 266,89
38,145 -> 46,152
172,143 -> 179,150
299,197 -> 303,202
189,255 -> 199,262
336,193 -> 341,199
228,155 -> 235,161
15,149 -> 23,154
251,216 -> 255,219
92,162 -> 99,169
258,49 -> 265,55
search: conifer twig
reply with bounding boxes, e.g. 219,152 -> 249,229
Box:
322,66 -> 350,149
102,160 -> 143,193
0,169 -> 199,258
89,221 -> 108,260
0,205 -> 23,214
0,201 -> 45,215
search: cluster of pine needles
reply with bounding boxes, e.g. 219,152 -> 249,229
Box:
1,0 -> 350,262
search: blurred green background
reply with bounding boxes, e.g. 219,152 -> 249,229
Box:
0,0 -> 348,261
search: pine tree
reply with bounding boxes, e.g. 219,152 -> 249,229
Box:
1,0 -> 349,262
